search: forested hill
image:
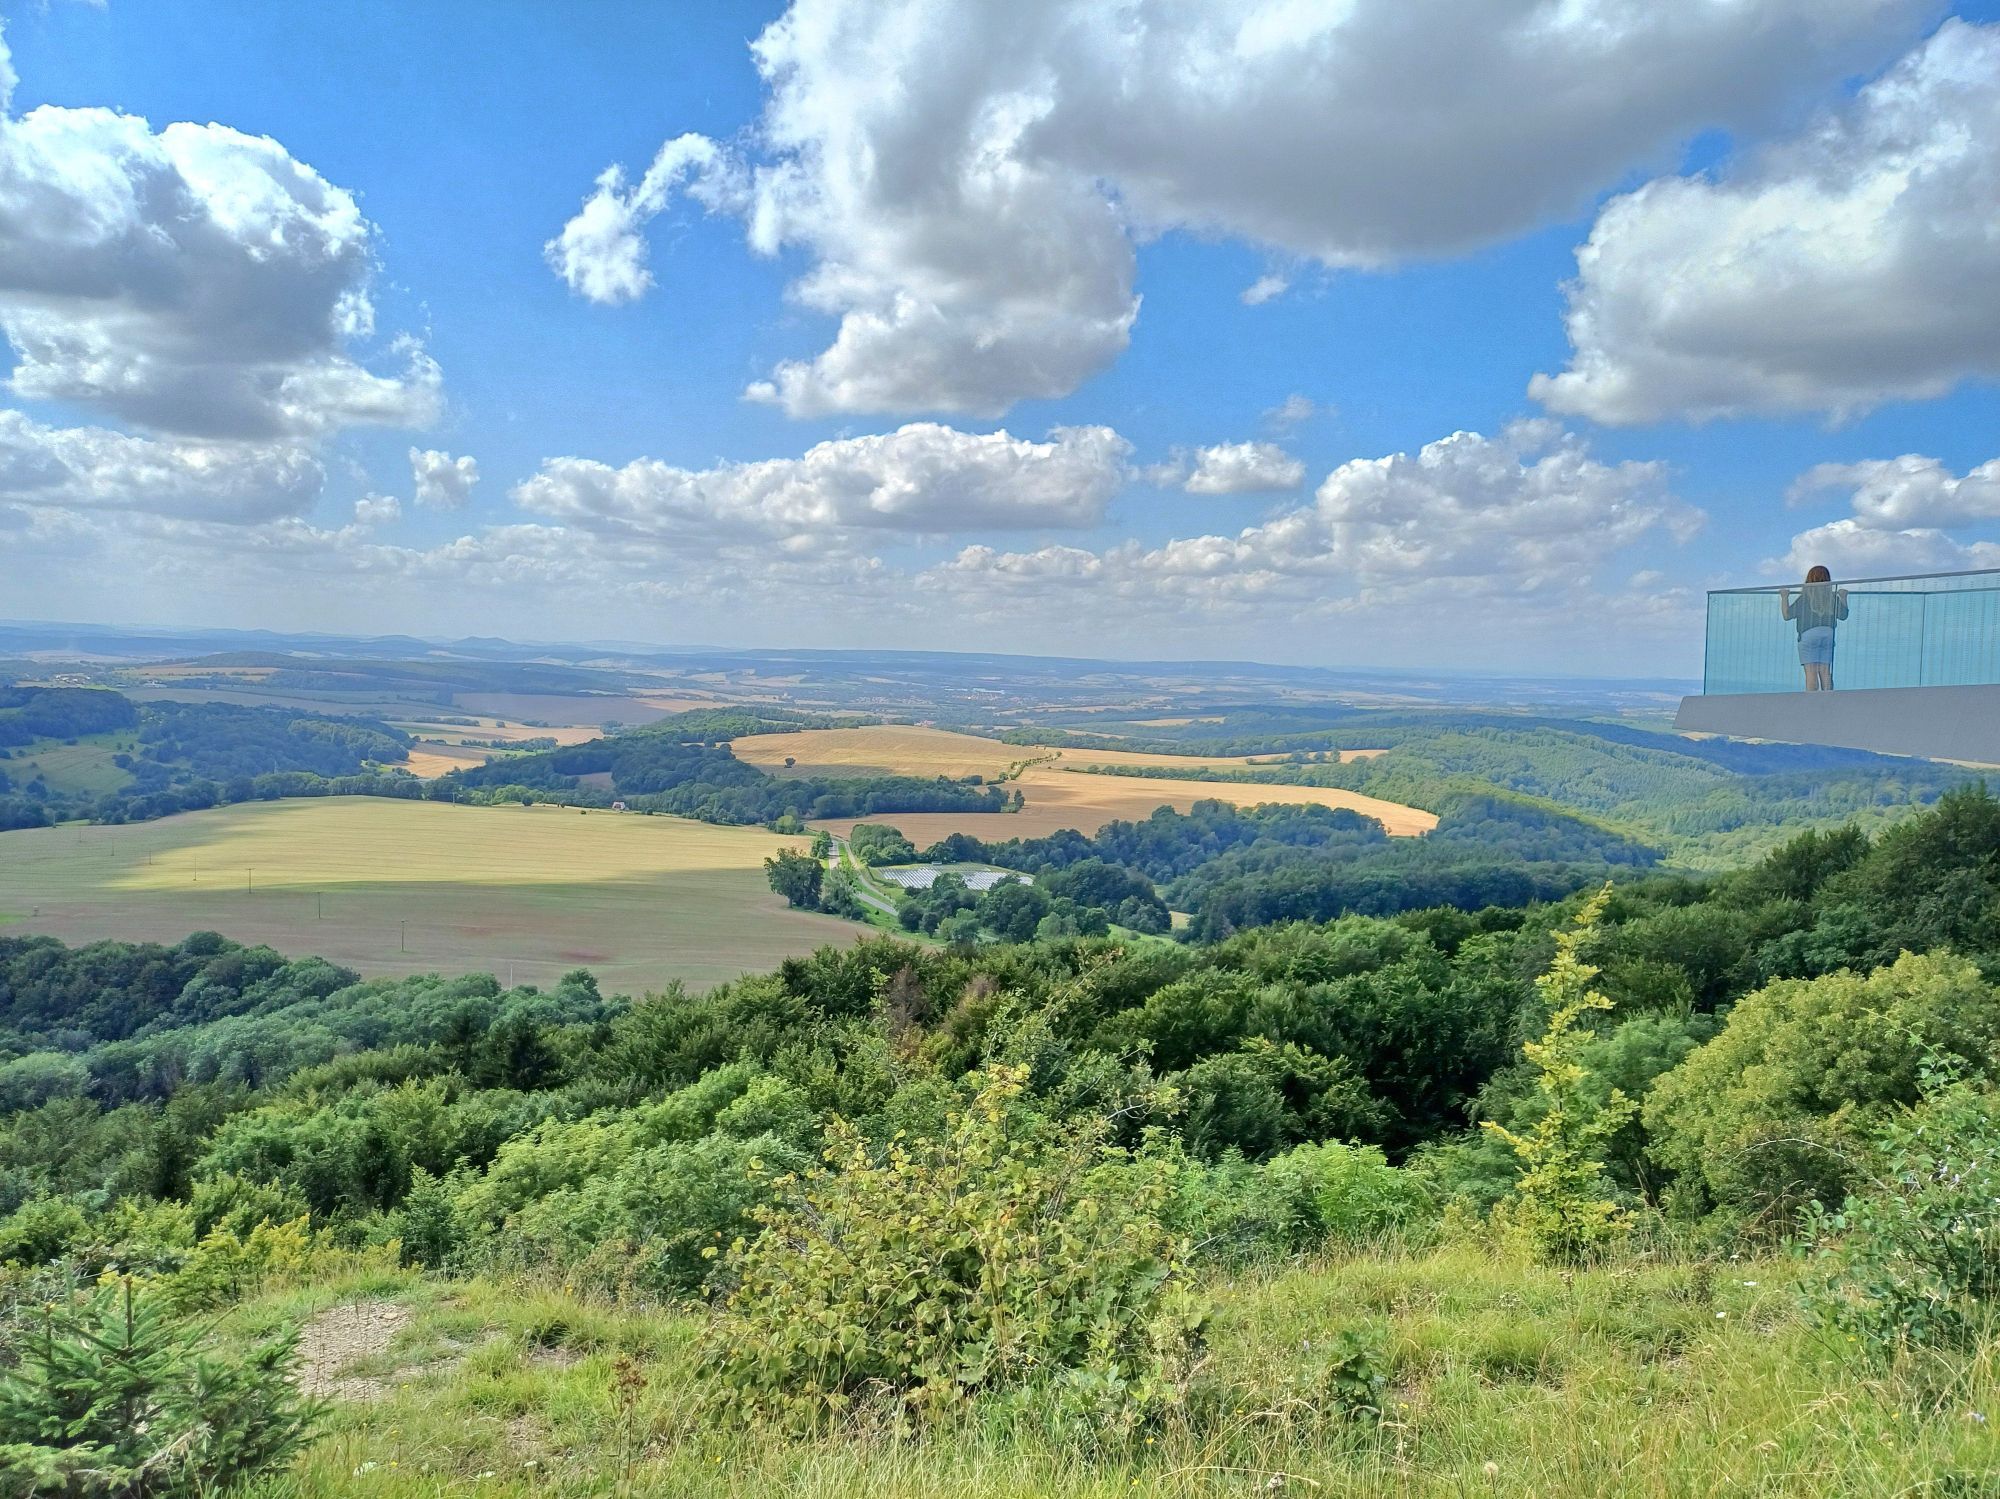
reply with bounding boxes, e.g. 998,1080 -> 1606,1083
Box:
444,709 -> 1013,825
1038,712 -> 1970,867
0,686 -> 417,830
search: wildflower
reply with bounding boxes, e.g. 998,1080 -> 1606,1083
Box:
1483,1461 -> 1500,1477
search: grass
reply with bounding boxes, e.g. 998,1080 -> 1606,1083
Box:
729,725 -> 1434,843
1,730 -> 139,796
0,798 -> 860,993
230,1244 -> 2000,1498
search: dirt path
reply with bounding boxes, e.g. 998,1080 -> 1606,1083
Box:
297,1299 -> 411,1401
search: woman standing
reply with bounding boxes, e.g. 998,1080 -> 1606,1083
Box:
1780,565 -> 1849,691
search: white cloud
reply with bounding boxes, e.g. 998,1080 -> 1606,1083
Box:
0,410 -> 319,522
929,421 -> 1700,615
557,0 -> 1930,418
1789,454 -> 2000,530
1779,518 -> 2000,578
410,448 -> 480,510
1240,273 -> 1289,306
353,494 -> 402,528
0,25 -> 440,441
1263,394 -> 1317,431
1774,451 -> 2000,578
1534,20 -> 2000,425
511,422 -> 1131,547
1180,440 -> 1306,495
544,136 -> 743,305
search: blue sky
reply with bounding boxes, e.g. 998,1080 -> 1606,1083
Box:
2,0 -> 1998,676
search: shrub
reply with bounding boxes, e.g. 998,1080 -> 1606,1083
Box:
0,1278 -> 321,1496
1645,950 -> 2000,1223
1266,1139 -> 1435,1246
1805,1057 -> 2000,1361
705,1067 -> 1204,1432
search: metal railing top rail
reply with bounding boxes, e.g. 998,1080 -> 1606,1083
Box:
1708,566 -> 2000,596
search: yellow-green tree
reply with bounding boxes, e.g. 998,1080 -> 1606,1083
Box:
1484,886 -> 1636,1261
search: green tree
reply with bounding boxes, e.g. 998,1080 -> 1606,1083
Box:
764,848 -> 824,910
1483,886 -> 1636,1261
0,1278 -> 320,1496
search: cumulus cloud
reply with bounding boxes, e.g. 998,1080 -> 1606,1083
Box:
1779,519 -> 2000,578
410,448 -> 480,510
353,494 -> 402,528
0,25 -> 440,441
511,422 -> 1131,547
1789,454 -> 2000,530
1534,20 -> 2000,425
555,0 -> 1929,418
1775,451 -> 2000,577
1148,440 -> 1305,494
0,410 -> 320,523
929,422 -> 1700,616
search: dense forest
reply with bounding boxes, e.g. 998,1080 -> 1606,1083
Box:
899,795 -> 1657,939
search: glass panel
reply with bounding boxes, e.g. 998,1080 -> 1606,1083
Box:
1701,570 -> 2000,695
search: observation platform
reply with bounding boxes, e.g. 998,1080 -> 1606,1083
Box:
1674,569 -> 2000,763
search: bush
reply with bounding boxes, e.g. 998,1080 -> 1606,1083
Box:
1805,1057 -> 2000,1360
705,1067 -> 1204,1431
0,1278 -> 321,1496
1644,950 -> 2000,1223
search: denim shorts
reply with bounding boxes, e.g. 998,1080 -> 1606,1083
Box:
1798,626 -> 1835,666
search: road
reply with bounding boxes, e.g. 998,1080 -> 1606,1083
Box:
827,835 -> 900,916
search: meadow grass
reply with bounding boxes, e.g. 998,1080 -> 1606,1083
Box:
231,1244 -> 1998,1498
1,730 -> 139,796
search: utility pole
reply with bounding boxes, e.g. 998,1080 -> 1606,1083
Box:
400,919 -> 407,953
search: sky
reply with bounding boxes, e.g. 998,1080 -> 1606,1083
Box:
1,0 -> 1998,677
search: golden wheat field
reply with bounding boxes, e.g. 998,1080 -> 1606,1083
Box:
0,799 -> 857,991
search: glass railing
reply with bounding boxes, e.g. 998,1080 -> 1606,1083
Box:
1702,569 -> 2000,695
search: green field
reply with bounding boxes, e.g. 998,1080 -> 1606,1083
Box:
0,797 -> 860,991
0,730 -> 139,796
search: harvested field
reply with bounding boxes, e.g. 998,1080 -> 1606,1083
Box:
733,724 -> 1283,779
817,763 -> 1436,844
401,744 -> 493,777
390,719 -> 603,747
0,799 -> 858,993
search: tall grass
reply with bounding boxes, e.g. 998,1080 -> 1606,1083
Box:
235,1241 -> 2000,1498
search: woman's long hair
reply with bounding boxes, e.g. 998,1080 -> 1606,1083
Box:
1803,564 -> 1835,614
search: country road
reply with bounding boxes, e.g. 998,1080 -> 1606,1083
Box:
827,835 -> 900,916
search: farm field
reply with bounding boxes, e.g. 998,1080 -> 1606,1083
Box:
388,718 -> 604,747
818,763 -> 1438,843
400,743 -> 492,777
730,723 -> 1329,778
0,798 -> 857,992
732,724 -> 1432,841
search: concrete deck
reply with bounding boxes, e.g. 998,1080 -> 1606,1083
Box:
1675,684 -> 2000,763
